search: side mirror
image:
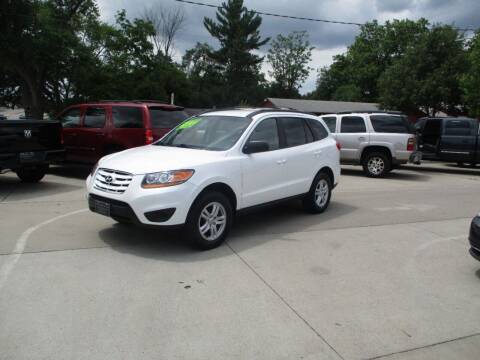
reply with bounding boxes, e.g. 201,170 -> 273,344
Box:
243,141 -> 269,154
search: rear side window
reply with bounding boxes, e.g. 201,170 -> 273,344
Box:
340,116 -> 366,133
248,118 -> 279,151
59,108 -> 81,128
322,116 -> 337,132
371,115 -> 409,133
307,119 -> 329,140
444,119 -> 473,136
83,107 -> 106,128
112,107 -> 143,128
279,117 -> 307,147
149,107 -> 188,128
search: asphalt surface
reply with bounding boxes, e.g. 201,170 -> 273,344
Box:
0,162 -> 479,360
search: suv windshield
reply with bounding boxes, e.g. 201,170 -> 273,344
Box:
149,107 -> 189,128
156,115 -> 252,151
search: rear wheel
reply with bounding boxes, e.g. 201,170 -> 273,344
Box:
184,191 -> 233,250
302,172 -> 332,213
362,152 -> 391,178
16,165 -> 48,183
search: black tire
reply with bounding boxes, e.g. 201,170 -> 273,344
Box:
457,162 -> 465,167
302,172 -> 332,214
183,191 -> 233,250
362,152 -> 391,178
16,165 -> 48,183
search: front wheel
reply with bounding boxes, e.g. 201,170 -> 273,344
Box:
184,191 -> 233,250
302,172 -> 332,214
16,165 -> 48,183
362,152 -> 391,177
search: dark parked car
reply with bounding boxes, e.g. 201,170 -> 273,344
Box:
469,214 -> 480,261
0,119 -> 64,182
58,101 -> 189,163
416,117 -> 479,166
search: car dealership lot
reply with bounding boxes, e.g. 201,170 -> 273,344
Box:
1,163 -> 479,360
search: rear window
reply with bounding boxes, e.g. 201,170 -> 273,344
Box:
340,116 -> 366,133
444,119 -> 473,136
322,116 -> 336,132
149,107 -> 188,128
307,119 -> 329,140
279,117 -> 307,147
112,107 -> 143,128
371,115 -> 409,133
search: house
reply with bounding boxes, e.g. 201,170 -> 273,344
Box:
260,98 -> 380,115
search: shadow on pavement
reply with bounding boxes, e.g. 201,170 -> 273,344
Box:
98,200 -> 357,260
0,174 -> 82,202
48,164 -> 93,180
402,163 -> 480,176
341,167 -> 431,181
476,268 -> 480,280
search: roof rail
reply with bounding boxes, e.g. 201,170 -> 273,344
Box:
336,110 -> 404,115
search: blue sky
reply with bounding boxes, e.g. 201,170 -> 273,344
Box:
97,0 -> 480,93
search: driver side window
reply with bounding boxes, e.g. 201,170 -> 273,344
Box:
247,118 -> 279,151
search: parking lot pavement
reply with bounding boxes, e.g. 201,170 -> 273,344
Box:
0,162 -> 479,359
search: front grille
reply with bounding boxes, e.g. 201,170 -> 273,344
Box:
94,168 -> 133,194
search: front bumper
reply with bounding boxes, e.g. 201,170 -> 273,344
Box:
469,216 -> 480,261
86,173 -> 196,226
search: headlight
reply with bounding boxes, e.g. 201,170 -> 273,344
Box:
142,169 -> 194,188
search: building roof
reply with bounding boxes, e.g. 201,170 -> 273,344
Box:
263,98 -> 380,114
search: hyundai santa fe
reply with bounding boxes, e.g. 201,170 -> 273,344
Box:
86,108 -> 341,249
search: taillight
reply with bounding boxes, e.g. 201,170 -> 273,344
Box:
407,137 -> 415,151
336,141 -> 342,151
145,129 -> 154,144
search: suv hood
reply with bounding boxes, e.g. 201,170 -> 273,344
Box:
98,145 -> 226,175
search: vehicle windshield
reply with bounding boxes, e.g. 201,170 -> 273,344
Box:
155,115 -> 252,151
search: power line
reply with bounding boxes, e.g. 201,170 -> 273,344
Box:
175,0 -> 362,26
174,0 -> 477,32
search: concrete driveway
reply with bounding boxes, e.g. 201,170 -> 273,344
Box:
0,162 -> 479,359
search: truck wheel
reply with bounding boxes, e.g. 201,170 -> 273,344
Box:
16,165 -> 48,183
183,191 -> 233,250
362,152 -> 391,178
302,172 -> 332,214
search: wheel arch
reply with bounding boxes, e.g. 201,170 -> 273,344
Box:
361,146 -> 392,162
192,182 -> 238,212
316,166 -> 335,186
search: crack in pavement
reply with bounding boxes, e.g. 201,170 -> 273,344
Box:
225,241 -> 346,360
365,332 -> 480,360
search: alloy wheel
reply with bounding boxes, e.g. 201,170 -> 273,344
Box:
198,201 -> 227,241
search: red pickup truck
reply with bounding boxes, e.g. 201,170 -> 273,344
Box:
57,101 -> 188,163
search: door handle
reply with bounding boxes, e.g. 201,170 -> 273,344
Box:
313,150 -> 322,156
358,136 -> 366,141
276,159 -> 286,165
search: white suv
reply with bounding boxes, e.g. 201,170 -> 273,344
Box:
321,112 -> 421,177
86,108 -> 340,249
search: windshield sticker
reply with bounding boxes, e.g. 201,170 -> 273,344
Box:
178,118 -> 200,130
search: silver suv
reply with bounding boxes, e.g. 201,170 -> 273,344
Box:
320,112 -> 421,177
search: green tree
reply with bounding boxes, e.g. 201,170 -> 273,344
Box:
378,25 -> 466,116
462,31 -> 480,117
204,0 -> 269,105
313,19 -> 430,102
266,31 -> 313,97
0,0 -> 98,118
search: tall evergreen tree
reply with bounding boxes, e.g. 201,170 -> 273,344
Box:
204,0 -> 269,105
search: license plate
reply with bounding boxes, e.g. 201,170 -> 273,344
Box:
93,199 -> 110,216
19,151 -> 46,163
